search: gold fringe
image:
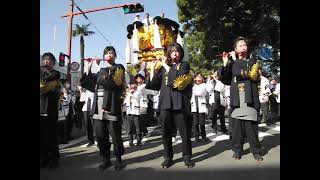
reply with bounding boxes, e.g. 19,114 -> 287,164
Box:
40,80 -> 61,94
173,73 -> 193,91
248,62 -> 260,81
113,68 -> 124,86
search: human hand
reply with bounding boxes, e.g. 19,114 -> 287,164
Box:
222,52 -> 229,67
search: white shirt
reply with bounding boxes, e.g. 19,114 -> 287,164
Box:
153,91 -> 160,110
58,87 -> 70,121
259,76 -> 271,103
79,89 -> 95,112
124,90 -> 141,115
191,83 -> 208,113
224,85 -> 231,109
206,79 -> 215,105
137,83 -> 155,114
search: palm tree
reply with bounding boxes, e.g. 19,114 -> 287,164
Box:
72,23 -> 95,76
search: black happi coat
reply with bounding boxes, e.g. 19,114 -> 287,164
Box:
147,61 -> 192,111
220,58 -> 260,111
40,69 -> 61,118
93,64 -> 125,116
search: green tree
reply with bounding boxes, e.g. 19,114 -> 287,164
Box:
72,23 -> 95,76
177,0 -> 280,75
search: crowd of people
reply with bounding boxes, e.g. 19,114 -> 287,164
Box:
40,36 -> 280,170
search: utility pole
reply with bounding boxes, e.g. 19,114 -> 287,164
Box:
61,1 -> 143,81
66,0 -> 74,81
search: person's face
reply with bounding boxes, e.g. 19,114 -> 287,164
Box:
195,75 -> 203,84
65,82 -> 71,89
234,40 -> 248,54
104,50 -> 116,63
136,77 -> 143,84
170,48 -> 181,62
130,84 -> 137,91
213,72 -> 219,80
42,57 -> 55,69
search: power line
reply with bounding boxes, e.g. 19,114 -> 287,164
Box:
114,0 -> 130,25
74,2 -> 125,60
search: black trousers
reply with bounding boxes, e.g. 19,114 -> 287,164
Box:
231,118 -> 262,154
269,95 -> 279,123
261,102 -> 270,123
83,111 -> 95,142
154,110 -> 160,125
40,116 -> 59,162
140,113 -> 148,134
192,112 -> 206,138
127,114 -> 142,139
94,119 -> 124,158
160,110 -> 192,159
57,120 -> 68,143
65,112 -> 74,139
228,108 -> 233,133
212,105 -> 227,131
76,111 -> 84,129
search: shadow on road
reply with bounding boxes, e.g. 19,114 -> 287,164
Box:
40,166 -> 280,180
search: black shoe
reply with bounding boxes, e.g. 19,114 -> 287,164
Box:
114,157 -> 123,171
253,154 -> 263,161
99,155 -> 112,170
86,141 -> 95,147
161,159 -> 174,168
136,140 -> 142,146
201,137 -> 210,142
232,152 -> 242,160
212,127 -> 218,133
129,141 -> 134,147
183,155 -> 194,168
184,160 -> 195,168
221,128 -> 227,134
195,137 -> 201,142
99,161 -> 112,170
142,129 -> 148,136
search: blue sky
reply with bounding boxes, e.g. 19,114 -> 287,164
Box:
40,0 -> 181,70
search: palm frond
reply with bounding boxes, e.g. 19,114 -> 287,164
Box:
72,23 -> 95,37
86,31 -> 95,36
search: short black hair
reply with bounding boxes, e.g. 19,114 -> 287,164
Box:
135,73 -> 145,80
233,36 -> 249,48
166,42 -> 184,61
129,78 -> 137,85
42,52 -> 56,65
261,69 -> 269,77
103,46 -> 117,57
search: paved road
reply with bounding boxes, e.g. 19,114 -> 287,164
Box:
40,120 -> 280,180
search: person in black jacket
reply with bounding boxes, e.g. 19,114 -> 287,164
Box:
40,52 -> 61,168
220,37 -> 263,161
84,46 -> 125,171
147,43 -> 194,168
